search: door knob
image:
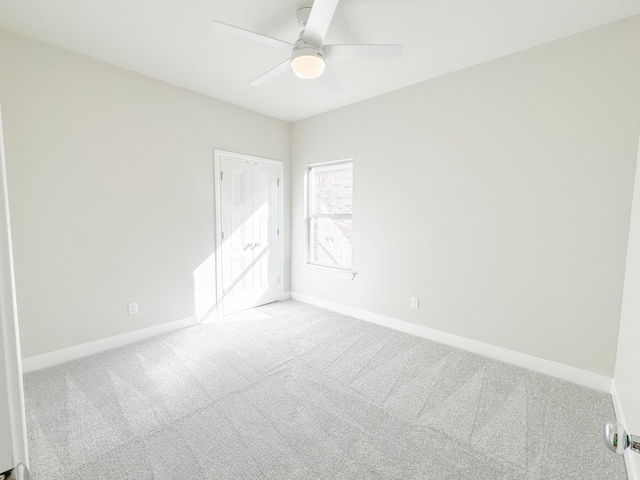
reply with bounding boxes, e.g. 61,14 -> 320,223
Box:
604,421 -> 640,455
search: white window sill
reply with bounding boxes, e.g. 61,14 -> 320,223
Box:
303,264 -> 356,281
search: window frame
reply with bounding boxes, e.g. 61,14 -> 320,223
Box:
304,159 -> 355,280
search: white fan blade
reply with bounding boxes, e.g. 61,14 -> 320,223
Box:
320,64 -> 344,93
210,20 -> 293,52
324,44 -> 403,62
250,59 -> 291,86
303,0 -> 340,46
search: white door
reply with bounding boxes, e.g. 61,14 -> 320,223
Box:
217,152 -> 281,316
219,158 -> 254,315
0,108 -> 29,476
251,163 -> 280,307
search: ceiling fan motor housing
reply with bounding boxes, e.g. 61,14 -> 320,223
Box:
292,40 -> 325,62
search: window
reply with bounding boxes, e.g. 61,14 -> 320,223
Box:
307,161 -> 353,272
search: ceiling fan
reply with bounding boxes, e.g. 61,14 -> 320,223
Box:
210,0 -> 403,92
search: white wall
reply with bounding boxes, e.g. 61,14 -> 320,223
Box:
614,132 -> 640,476
0,30 -> 291,358
291,16 -> 640,377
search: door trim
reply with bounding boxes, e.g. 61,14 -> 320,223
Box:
612,381 -> 640,479
214,150 -> 284,319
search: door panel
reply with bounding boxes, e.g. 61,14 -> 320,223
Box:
252,164 -> 279,306
220,158 -> 253,315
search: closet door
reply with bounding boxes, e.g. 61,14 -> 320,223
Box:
218,153 -> 281,316
219,158 -> 254,315
251,163 -> 280,307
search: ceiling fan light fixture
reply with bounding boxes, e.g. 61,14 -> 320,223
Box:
291,46 -> 326,80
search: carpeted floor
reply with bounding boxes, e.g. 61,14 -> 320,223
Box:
23,300 -> 626,479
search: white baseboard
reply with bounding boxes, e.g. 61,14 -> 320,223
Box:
290,292 -> 612,392
612,381 -> 639,480
22,316 -> 198,373
280,291 -> 291,301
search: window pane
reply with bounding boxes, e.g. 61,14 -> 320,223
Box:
311,162 -> 353,215
311,217 -> 352,269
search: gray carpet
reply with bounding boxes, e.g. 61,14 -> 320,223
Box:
23,300 -> 626,479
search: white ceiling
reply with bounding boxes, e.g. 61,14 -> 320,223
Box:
0,0 -> 639,122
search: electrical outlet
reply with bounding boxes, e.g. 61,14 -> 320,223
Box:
410,297 -> 419,309
128,302 -> 138,315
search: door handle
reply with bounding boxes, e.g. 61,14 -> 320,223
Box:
604,421 -> 640,455
1,464 -> 30,480
245,243 -> 251,250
